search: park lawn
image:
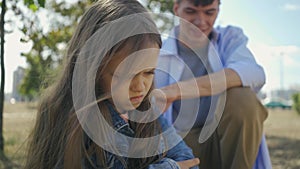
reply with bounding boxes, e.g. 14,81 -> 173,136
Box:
1,102 -> 36,168
1,102 -> 300,168
264,109 -> 300,169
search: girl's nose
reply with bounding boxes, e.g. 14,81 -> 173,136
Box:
130,75 -> 145,92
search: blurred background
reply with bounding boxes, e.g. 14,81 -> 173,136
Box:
0,0 -> 299,168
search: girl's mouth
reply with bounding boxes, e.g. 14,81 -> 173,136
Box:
130,95 -> 144,104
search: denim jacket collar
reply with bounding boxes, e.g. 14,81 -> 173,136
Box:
105,101 -> 135,136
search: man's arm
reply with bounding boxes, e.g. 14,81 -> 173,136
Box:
217,26 -> 265,92
157,68 -> 242,111
183,68 -> 242,98
154,26 -> 265,112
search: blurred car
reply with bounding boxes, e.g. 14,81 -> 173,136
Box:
263,98 -> 292,109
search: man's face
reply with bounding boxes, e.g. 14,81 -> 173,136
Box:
174,0 -> 219,46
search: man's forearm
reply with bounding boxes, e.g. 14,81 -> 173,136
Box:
168,68 -> 243,100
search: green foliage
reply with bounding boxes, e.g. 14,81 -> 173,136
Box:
292,93 -> 300,115
17,0 -> 96,99
19,49 -> 53,101
145,0 -> 176,34
146,0 -> 174,13
24,0 -> 45,11
16,0 -> 172,99
38,0 -> 46,7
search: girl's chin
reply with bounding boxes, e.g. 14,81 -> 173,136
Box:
117,103 -> 140,112
131,102 -> 141,109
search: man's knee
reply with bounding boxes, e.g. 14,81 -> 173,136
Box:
223,87 -> 268,125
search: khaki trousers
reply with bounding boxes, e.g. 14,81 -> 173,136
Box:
183,87 -> 268,169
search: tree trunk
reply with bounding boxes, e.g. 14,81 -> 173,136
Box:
0,0 -> 7,151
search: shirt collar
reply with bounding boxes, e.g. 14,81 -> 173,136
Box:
161,25 -> 219,56
209,28 -> 219,42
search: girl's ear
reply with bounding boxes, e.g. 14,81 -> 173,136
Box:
173,3 -> 180,16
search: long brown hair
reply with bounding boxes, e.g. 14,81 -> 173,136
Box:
24,0 -> 162,169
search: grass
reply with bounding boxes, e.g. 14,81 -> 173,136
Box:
264,109 -> 300,169
1,102 -> 36,169
1,102 -> 300,168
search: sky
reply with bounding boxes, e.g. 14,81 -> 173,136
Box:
3,0 -> 300,96
216,0 -> 300,94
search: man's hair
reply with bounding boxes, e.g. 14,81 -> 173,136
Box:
176,0 -> 221,6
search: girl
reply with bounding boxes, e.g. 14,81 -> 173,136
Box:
24,0 -> 199,168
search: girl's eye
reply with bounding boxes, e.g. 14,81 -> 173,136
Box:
145,71 -> 155,75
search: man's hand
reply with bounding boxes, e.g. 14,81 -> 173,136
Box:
151,84 -> 180,113
177,158 -> 200,169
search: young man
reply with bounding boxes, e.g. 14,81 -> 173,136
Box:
155,0 -> 272,168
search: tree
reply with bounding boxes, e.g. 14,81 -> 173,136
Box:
16,0 -> 95,100
0,0 -> 45,155
292,93 -> 300,115
0,0 -> 7,152
145,0 -> 175,34
16,0 -> 171,100
146,0 -> 173,13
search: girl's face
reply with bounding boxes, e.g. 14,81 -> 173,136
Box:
101,43 -> 160,111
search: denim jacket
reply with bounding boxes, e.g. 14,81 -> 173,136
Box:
88,102 -> 199,169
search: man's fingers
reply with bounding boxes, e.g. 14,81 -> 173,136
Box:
177,158 -> 200,169
184,158 -> 200,167
150,89 -> 167,113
